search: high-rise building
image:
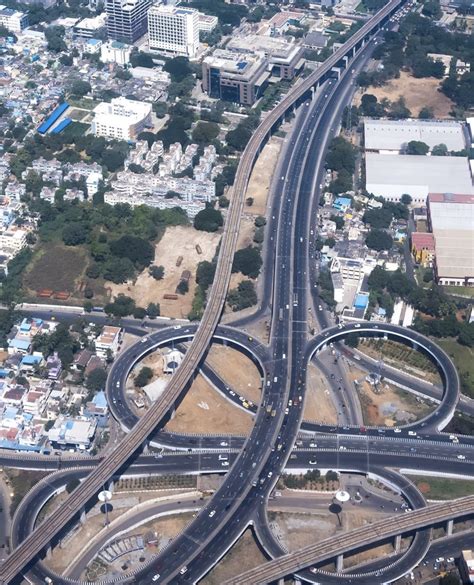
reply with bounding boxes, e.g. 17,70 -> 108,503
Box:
105,0 -> 151,44
148,5 -> 199,58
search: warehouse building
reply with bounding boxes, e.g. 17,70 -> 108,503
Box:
365,153 -> 474,204
364,119 -> 467,153
428,193 -> 474,287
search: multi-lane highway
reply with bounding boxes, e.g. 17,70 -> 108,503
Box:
4,0 -> 473,583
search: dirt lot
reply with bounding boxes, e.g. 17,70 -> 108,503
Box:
205,344 -> 262,403
110,226 -> 221,318
202,529 -> 267,585
245,137 -> 283,217
346,366 -> 433,426
354,71 -> 454,118
23,241 -> 90,299
270,509 -> 394,566
165,373 -> 254,436
304,362 -> 338,424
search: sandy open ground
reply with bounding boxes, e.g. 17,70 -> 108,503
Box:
205,344 -> 262,403
271,509 -> 395,566
164,374 -> 253,436
354,71 -> 454,118
245,137 -> 283,217
304,362 -> 338,424
202,529 -> 267,585
110,226 -> 221,319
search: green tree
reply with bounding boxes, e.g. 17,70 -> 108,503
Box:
401,194 -> 413,205
432,143 -> 448,156
194,207 -> 224,232
196,260 -> 216,290
45,25 -> 66,52
406,140 -> 429,155
62,224 -> 87,246
232,246 -> 262,278
86,368 -> 107,392
102,148 -> 126,172
192,121 -> 220,143
366,229 -> 393,251
149,265 -> 165,280
226,125 -> 252,151
70,79 -> 91,97
418,106 -> 434,119
227,280 -> 257,311
146,302 -> 160,318
102,257 -> 135,283
135,366 -> 153,387
104,295 -> 135,316
163,56 -> 193,82
110,235 -> 154,269
177,279 -> 189,295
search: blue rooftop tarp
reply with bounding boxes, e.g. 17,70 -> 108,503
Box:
51,118 -> 72,134
354,294 -> 369,309
9,339 -> 30,350
38,102 -> 69,134
21,355 -> 42,365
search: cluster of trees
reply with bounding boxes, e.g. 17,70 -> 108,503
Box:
163,56 -> 198,101
362,199 -> 409,229
226,114 -> 261,152
414,314 -> 474,347
189,258 -> 216,320
32,199 -> 187,286
135,366 -> 153,388
282,470 -> 338,488
325,136 -> 357,194
33,323 -> 79,368
193,205 -> 224,232
366,266 -> 466,324
10,132 -> 130,179
318,269 -> 336,308
359,93 -> 411,119
227,280 -> 257,311
45,25 -> 66,53
232,246 -> 262,279
103,294 -> 160,319
188,0 -> 248,27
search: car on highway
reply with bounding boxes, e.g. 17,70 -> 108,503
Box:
393,428 -> 401,433
179,566 -> 188,575
309,459 -> 317,465
221,461 -> 229,467
457,454 -> 466,460
208,510 -> 216,517
220,441 -> 228,447
318,305 -> 323,311
268,471 -> 273,478
408,431 -> 417,436
152,575 -> 160,581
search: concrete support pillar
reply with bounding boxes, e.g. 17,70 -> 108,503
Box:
170,403 -> 176,420
394,533 -> 402,553
412,341 -> 419,351
311,86 -> 315,97
46,545 -> 52,559
336,554 -> 344,572
108,479 -> 115,493
278,579 -> 285,585
80,507 -> 86,525
447,519 -> 454,536
142,440 -> 149,454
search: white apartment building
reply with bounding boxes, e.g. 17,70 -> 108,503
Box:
100,40 -> 132,65
95,326 -> 122,358
0,227 -> 28,252
92,96 -> 152,141
0,5 -> 28,32
148,5 -> 199,58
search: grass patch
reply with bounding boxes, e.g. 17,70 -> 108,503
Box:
408,475 -> 474,500
61,121 -> 89,137
23,241 -> 89,295
442,286 -> 474,298
4,469 -> 48,514
356,2 -> 368,11
67,97 -> 99,110
437,338 -> 474,398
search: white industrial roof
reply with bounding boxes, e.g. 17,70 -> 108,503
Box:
365,153 -> 474,201
364,119 -> 466,152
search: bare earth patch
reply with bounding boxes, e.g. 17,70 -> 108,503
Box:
270,509 -> 395,567
354,71 -> 454,118
202,529 -> 267,585
164,374 -> 253,436
245,136 -> 283,216
304,362 -> 338,424
205,345 -> 262,403
346,366 -> 433,426
110,226 -> 221,318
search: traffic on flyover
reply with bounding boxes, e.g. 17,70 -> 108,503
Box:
1,0 -> 473,584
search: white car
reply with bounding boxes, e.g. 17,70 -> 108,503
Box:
393,428 -> 401,433
179,566 -> 188,575
457,454 -> 466,460
209,510 -> 216,517
152,575 -> 160,582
